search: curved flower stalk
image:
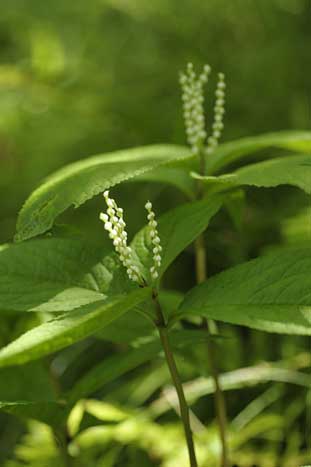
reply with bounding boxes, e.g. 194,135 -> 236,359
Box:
99,191 -> 162,286
99,190 -> 197,466
180,63 -> 229,467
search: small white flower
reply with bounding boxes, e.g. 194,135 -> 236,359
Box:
100,192 -> 163,286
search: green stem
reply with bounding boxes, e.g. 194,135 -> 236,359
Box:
46,360 -> 73,467
195,150 -> 229,467
153,292 -> 198,467
53,428 -> 73,467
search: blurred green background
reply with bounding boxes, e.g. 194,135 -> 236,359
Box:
0,1 -> 310,466
0,0 -> 309,243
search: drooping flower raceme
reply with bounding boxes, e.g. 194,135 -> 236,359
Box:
99,191 -> 162,285
180,63 -> 226,157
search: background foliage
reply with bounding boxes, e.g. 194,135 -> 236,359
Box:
0,1 -> 310,466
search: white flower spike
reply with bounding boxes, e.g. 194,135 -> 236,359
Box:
100,190 -> 142,284
206,72 -> 226,155
180,63 -> 211,156
180,63 -> 225,157
145,200 -> 162,280
100,192 -> 162,285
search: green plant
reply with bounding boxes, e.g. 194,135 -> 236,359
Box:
0,63 -> 310,467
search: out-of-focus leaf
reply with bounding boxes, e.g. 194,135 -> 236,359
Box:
0,362 -> 55,401
84,400 -> 131,422
68,340 -> 160,403
68,328 -> 214,403
150,364 -> 311,417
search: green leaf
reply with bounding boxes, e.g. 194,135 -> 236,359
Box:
179,249 -> 311,335
151,363 -> 311,417
0,287 -> 151,367
0,237 -> 109,313
197,154 -> 311,194
0,237 -> 140,313
134,166 -> 195,199
0,400 -> 65,426
15,145 -> 191,242
131,195 -> 223,281
96,310 -> 155,344
97,290 -> 183,344
206,130 -> 311,174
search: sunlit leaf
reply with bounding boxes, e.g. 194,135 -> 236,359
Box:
197,154 -> 311,194
206,130 -> 311,174
15,145 -> 192,242
131,195 -> 223,281
0,287 -> 151,367
179,249 -> 311,335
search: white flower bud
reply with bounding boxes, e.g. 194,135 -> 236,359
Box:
103,221 -> 112,230
99,212 -> 108,222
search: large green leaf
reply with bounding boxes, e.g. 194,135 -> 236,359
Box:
0,287 -> 150,367
0,238 -> 109,313
197,154 -> 311,194
134,166 -> 195,199
131,195 -> 223,281
206,131 -> 311,174
0,237 -> 139,313
179,249 -> 311,335
15,145 -> 191,242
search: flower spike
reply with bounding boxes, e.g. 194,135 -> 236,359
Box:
206,72 -> 226,155
180,63 -> 226,157
145,201 -> 162,280
100,190 -> 142,284
180,63 -> 211,156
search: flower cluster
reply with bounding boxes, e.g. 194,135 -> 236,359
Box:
206,72 -> 226,155
99,190 -> 142,284
180,63 -> 226,157
145,201 -> 162,280
99,192 -> 162,285
180,62 -> 211,155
